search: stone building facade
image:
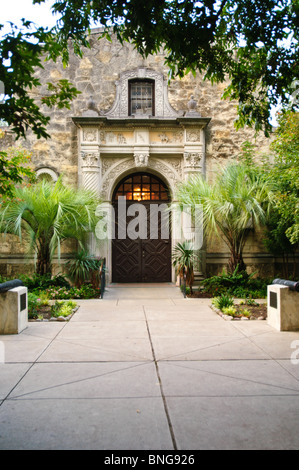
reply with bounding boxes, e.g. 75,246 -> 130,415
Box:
0,28 -> 276,282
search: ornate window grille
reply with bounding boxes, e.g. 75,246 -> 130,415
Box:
129,80 -> 154,116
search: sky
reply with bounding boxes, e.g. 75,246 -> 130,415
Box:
1,0 -> 58,32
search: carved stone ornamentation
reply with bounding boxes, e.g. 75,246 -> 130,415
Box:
101,157 -> 123,175
134,153 -> 149,168
185,94 -> 201,117
81,151 -> 100,168
186,130 -> 201,142
100,156 -> 182,200
184,152 -> 203,169
104,67 -> 182,118
82,128 -> 98,142
82,95 -> 99,117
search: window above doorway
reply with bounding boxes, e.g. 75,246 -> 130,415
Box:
129,80 -> 154,117
103,67 -> 181,119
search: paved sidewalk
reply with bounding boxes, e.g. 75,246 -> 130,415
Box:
0,284 -> 299,450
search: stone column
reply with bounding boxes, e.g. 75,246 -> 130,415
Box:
183,151 -> 204,178
79,126 -> 102,257
182,127 -> 206,281
79,126 -> 101,194
80,151 -> 101,194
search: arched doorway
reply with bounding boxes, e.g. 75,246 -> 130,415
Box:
112,172 -> 172,283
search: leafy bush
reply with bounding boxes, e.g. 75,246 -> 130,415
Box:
202,266 -> 269,298
36,291 -> 50,306
65,250 -> 103,288
28,292 -> 40,318
212,294 -> 234,311
28,292 -> 51,318
39,283 -> 100,300
240,308 -> 251,317
51,300 -> 77,318
180,286 -> 191,295
20,273 -> 70,290
222,306 -> 238,317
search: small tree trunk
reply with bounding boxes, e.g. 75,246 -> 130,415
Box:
228,250 -> 246,274
36,242 -> 52,276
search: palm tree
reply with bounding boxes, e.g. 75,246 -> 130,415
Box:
172,241 -> 197,293
0,178 -> 101,276
175,163 -> 273,274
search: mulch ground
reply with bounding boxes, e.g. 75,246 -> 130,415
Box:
229,303 -> 267,320
29,305 -> 52,321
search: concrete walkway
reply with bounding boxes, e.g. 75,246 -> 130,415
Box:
0,283 -> 299,450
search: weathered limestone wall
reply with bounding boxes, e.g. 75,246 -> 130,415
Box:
0,29 -> 278,278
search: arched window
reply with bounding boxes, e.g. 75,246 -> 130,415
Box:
35,168 -> 58,182
113,173 -> 170,202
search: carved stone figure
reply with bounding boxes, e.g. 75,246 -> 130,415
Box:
134,153 -> 149,168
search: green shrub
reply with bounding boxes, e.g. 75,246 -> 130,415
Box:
65,250 -> 103,288
212,294 -> 234,311
51,300 -> 77,318
40,283 -> 100,300
245,298 -> 259,306
20,273 -> 70,290
222,306 -> 238,317
240,308 -> 251,317
28,293 -> 40,319
202,266 -> 269,298
35,291 -> 50,306
180,285 -> 191,295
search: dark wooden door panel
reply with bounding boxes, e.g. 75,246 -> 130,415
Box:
112,201 -> 171,283
112,239 -> 142,283
142,239 -> 171,282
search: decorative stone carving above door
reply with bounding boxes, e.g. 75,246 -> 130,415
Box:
101,157 -> 182,201
134,153 -> 149,168
104,67 -> 183,118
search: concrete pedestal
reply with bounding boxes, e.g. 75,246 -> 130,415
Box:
0,286 -> 28,334
267,285 -> 299,331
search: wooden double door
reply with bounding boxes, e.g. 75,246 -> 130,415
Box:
112,173 -> 171,283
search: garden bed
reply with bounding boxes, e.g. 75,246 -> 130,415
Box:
211,299 -> 267,321
28,299 -> 79,322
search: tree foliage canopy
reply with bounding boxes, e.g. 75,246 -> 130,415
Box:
50,0 -> 299,135
0,0 -> 298,138
0,20 -> 80,139
237,111 -> 298,278
267,111 -> 299,247
0,130 -> 36,198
